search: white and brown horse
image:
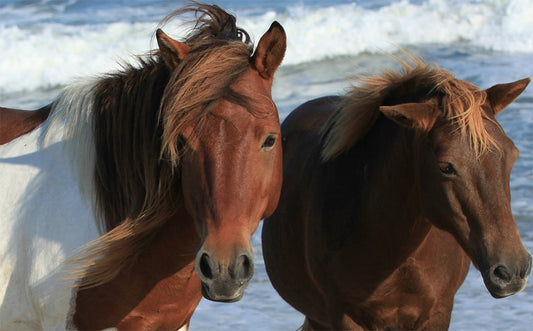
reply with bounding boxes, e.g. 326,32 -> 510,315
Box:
0,4 -> 285,330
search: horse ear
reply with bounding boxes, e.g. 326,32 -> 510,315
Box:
379,102 -> 437,131
252,21 -> 286,80
485,78 -> 530,115
156,29 -> 191,70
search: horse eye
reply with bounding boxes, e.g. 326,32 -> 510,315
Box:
439,162 -> 457,175
262,135 -> 277,149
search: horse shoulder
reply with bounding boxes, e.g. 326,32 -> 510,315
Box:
380,226 -> 470,330
414,226 -> 471,302
322,224 -> 469,330
379,226 -> 470,329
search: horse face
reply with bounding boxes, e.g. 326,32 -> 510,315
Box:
427,116 -> 530,298
180,67 -> 282,302
158,21 -> 284,302
381,78 -> 531,298
423,80 -> 531,298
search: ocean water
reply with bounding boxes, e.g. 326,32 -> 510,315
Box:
1,0 -> 532,330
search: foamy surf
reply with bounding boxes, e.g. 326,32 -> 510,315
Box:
0,0 -> 532,94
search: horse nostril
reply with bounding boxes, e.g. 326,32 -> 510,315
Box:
493,265 -> 512,283
521,254 -> 532,279
234,253 -> 254,281
199,253 -> 213,280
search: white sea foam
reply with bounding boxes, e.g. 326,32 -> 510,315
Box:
268,0 -> 533,64
0,0 -> 532,94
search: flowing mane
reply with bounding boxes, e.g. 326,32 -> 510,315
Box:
48,4 -> 258,288
94,5 -> 254,233
321,55 -> 497,161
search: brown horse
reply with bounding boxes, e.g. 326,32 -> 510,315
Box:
0,4 -> 285,330
262,57 -> 531,330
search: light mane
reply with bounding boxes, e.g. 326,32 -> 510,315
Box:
160,39 -> 253,166
44,79 -> 98,204
321,55 -> 497,161
158,3 -> 256,166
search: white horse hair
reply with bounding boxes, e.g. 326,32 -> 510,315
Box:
0,79 -> 100,330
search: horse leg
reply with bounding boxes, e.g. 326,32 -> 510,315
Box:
421,299 -> 454,330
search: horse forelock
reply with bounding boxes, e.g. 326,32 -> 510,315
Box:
160,40 -> 253,166
157,4 -> 256,167
321,55 -> 497,161
436,76 -> 500,158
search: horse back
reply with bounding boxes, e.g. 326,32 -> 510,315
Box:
0,106 -> 51,145
280,96 -> 340,182
282,96 -> 340,138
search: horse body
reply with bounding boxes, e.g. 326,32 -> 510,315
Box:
263,59 -> 531,330
1,4 -> 285,330
264,97 -> 467,330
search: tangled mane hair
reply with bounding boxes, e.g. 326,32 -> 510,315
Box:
321,54 -> 498,161
64,3 -> 257,289
158,2 -> 254,166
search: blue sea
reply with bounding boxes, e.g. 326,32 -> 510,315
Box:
1,0 -> 532,330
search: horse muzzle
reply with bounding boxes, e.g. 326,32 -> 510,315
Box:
194,247 -> 255,302
482,253 -> 532,298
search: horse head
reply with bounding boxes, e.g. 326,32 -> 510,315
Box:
156,22 -> 285,302
379,78 -> 531,298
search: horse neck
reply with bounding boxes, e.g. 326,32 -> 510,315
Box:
72,203 -> 202,329
92,57 -> 173,231
344,115 -> 432,257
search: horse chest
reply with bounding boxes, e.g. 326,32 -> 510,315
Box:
117,263 -> 202,330
333,231 -> 466,330
72,217 -> 202,330
342,258 -> 437,329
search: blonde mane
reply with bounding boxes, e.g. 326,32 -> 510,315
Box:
321,55 -> 497,161
160,40 -> 253,166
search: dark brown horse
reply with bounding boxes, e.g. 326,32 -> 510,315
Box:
262,57 -> 531,330
0,4 -> 285,330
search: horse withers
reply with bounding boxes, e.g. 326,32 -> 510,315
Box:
262,57 -> 531,330
0,4 -> 285,330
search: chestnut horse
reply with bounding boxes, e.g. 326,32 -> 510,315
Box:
262,57 -> 531,330
0,4 -> 285,330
